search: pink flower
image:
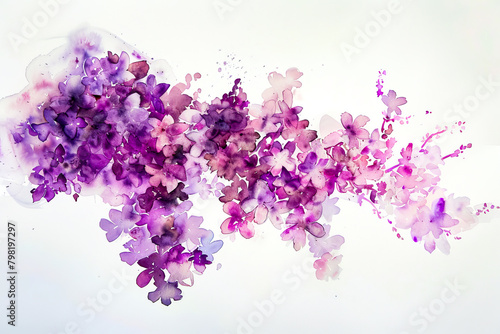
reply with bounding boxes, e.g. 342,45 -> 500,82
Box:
166,258 -> 194,287
120,226 -> 156,265
151,114 -> 190,152
353,155 -> 383,186
381,90 -> 407,117
340,112 -> 370,148
99,205 -> 140,242
308,225 -> 344,257
361,128 -> 386,154
313,253 -> 342,281
249,100 -> 282,134
297,152 -> 328,188
240,180 -> 276,224
145,163 -> 187,193
410,198 -> 459,253
220,202 -> 256,239
261,148 -> 295,177
281,206 -> 325,251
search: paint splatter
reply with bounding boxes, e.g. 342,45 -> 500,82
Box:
0,30 -> 495,306
376,69 -> 386,97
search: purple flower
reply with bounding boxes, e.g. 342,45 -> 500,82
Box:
184,174 -> 224,200
165,245 -> 194,286
10,42 -> 488,308
249,100 -> 282,133
55,110 -> 88,139
50,75 -> 96,113
174,213 -> 206,246
308,225 -> 345,257
340,112 -> 370,148
281,206 -> 325,251
381,90 -> 407,117
148,279 -> 183,306
99,205 -> 140,242
275,168 -> 317,210
133,74 -> 170,112
136,252 -> 167,288
82,57 -> 109,95
410,198 -> 458,252
30,108 -> 61,142
99,51 -> 133,84
298,152 -> 328,188
49,144 -> 65,168
321,197 -> 340,222
240,180 -> 276,224
261,146 -> 295,177
221,201 -> 255,238
314,253 -> 342,281
189,249 -> 212,273
120,226 -> 156,265
198,230 -> 223,262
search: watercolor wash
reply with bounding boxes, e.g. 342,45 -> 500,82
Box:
0,29 -> 495,306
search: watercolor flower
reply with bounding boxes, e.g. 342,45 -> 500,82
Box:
281,206 -> 326,251
240,179 -> 276,224
321,197 -> 341,222
30,108 -> 62,142
136,252 -> 167,288
249,100 -> 282,134
150,114 -> 190,153
55,110 -> 88,140
174,213 -> 206,247
381,90 -> 407,117
267,200 -> 290,229
82,57 -> 108,95
298,152 -> 328,188
205,143 -> 247,181
340,112 -> 370,148
274,168 -> 316,210
165,245 -> 194,286
220,201 -> 256,239
308,225 -> 345,258
313,253 -> 343,281
189,249 -> 212,274
99,51 -> 134,84
361,128 -> 386,155
184,173 -> 224,200
29,170 -> 56,202
50,75 -> 96,113
145,163 -> 187,193
198,230 -> 223,262
134,74 -> 170,110
99,205 -> 141,242
148,278 -> 183,306
410,198 -> 459,252
120,226 -> 156,265
446,194 -> 477,234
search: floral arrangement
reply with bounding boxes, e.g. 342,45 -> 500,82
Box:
1,31 -> 494,306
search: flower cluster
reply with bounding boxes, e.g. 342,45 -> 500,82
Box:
4,37 -> 495,306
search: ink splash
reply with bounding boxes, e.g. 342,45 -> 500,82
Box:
0,30 -> 496,306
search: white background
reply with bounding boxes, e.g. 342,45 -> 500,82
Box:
1,1 -> 500,333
